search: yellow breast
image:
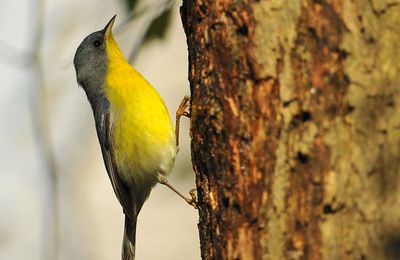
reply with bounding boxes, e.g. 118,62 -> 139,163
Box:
104,35 -> 176,182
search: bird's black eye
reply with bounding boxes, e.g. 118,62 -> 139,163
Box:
93,39 -> 102,48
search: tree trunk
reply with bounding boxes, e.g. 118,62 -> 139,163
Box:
180,1 -> 400,259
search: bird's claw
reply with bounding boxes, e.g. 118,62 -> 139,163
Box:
187,189 -> 198,209
177,95 -> 191,118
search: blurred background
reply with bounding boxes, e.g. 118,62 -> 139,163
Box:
0,0 -> 200,259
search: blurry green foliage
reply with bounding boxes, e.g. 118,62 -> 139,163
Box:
124,0 -> 139,11
122,0 -> 173,45
143,7 -> 173,44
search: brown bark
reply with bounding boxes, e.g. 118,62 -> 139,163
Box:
181,1 -> 400,259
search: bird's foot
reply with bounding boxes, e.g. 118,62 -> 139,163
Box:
187,189 -> 198,209
158,175 -> 198,209
177,95 -> 191,119
175,95 -> 191,149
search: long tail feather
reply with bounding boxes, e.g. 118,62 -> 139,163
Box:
122,215 -> 137,260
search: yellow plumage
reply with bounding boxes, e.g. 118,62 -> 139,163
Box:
104,34 -> 176,183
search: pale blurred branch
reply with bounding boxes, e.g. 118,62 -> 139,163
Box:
28,0 -> 59,260
0,1 -> 58,260
0,41 -> 34,67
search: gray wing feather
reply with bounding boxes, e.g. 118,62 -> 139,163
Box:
96,110 -> 137,218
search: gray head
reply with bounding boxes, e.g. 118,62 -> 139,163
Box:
73,15 -> 116,102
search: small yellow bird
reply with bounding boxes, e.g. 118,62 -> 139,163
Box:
73,15 -> 195,260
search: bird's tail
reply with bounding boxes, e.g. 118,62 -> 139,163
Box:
122,215 -> 137,260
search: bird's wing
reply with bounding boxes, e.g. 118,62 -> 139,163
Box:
96,110 -> 137,218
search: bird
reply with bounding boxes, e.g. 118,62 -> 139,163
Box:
73,15 -> 196,260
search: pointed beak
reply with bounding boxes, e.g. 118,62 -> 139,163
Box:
104,15 -> 116,39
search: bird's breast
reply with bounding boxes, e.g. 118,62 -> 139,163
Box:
105,72 -> 176,183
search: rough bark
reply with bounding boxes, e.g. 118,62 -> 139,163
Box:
181,0 -> 400,259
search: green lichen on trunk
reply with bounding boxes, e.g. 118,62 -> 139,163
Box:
322,0 -> 400,258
